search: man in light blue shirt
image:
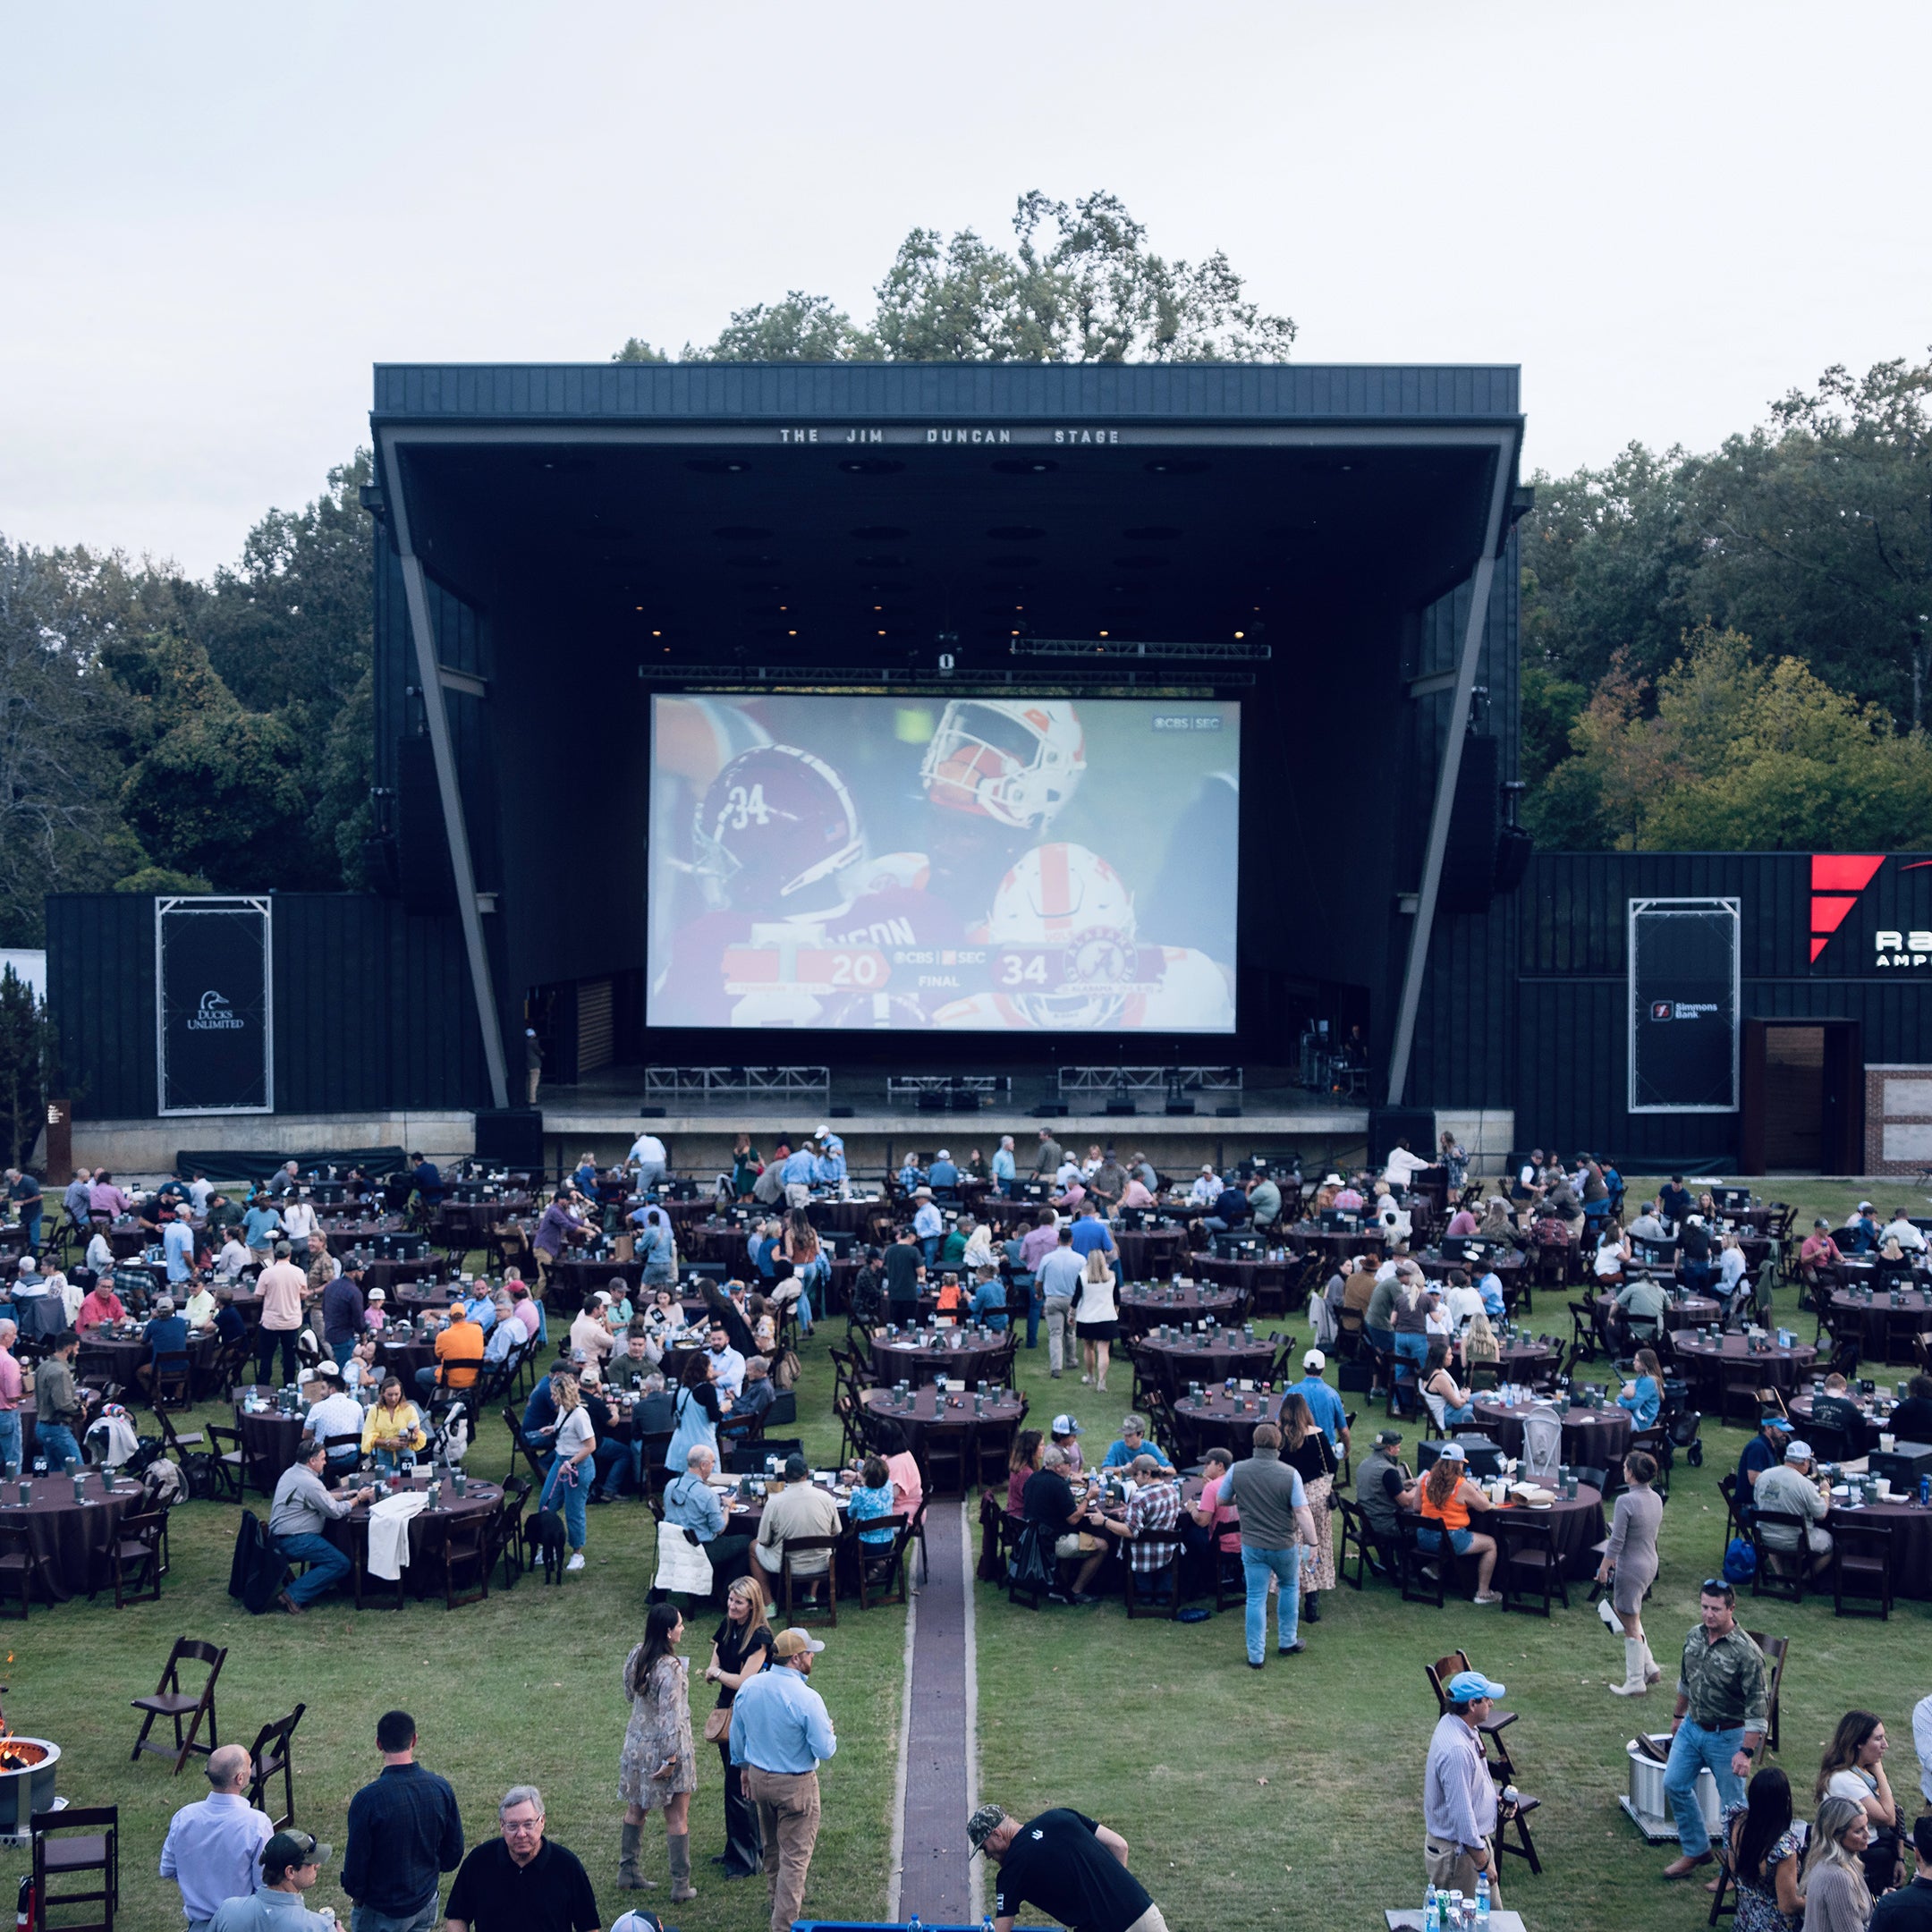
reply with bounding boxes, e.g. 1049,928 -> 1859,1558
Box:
928,1149 -> 959,1191
991,1135 -> 1017,1197
730,1626 -> 836,1932
1476,1268 -> 1505,1320
163,1208 -> 195,1284
161,1743 -> 274,1932
242,1198 -> 283,1255
812,1128 -> 847,1188
1100,1416 -> 1175,1474
1035,1230 -> 1086,1377
779,1145 -> 817,1206
207,1827 -> 335,1931
968,1268 -> 1008,1330
1292,1352 -> 1351,1457
912,1191 -> 945,1270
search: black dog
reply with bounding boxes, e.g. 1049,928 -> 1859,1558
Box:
524,1507 -> 568,1583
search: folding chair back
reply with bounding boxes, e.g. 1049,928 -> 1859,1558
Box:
779,1535 -> 842,1625
247,1702 -> 307,1829
130,1637 -> 225,1774
852,1512 -> 911,1610
32,1802 -> 117,1932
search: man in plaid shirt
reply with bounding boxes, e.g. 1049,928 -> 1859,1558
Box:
1121,1454 -> 1182,1594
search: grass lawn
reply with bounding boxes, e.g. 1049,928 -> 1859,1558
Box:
973,1262 -> 1929,1932
0,1331 -> 905,1932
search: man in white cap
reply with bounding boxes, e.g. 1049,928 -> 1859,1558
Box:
730,1628 -> 835,1932
1424,1667 -> 1506,1904
1291,1351 -> 1350,1459
626,1127 -> 668,1193
1750,1437 -> 1834,1577
1186,1164 -> 1221,1208
927,1148 -> 959,1190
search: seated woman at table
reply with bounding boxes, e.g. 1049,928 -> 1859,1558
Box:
1005,1429 -> 1044,1514
75,1275 -> 125,1332
1716,1232 -> 1750,1311
1419,1342 -> 1479,1430
1462,1310 -> 1501,1367
1718,1767 -> 1806,1932
1421,1287 -> 1453,1347
340,1332 -> 379,1392
360,1374 -> 428,1472
847,1453 -> 899,1555
1414,1443 -> 1501,1604
1816,1709 -> 1905,1898
1592,1223 -> 1631,1286
83,1226 -> 115,1275
1617,1348 -> 1664,1428
1476,1198 -> 1517,1244
1874,1235 -> 1914,1287
640,1287 -> 688,1364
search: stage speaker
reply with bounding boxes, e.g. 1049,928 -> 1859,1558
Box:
397,735 -> 457,916
948,1091 -> 982,1111
474,1106 -> 542,1168
1368,1105 -> 1436,1170
1105,1101 -> 1137,1116
1492,823 -> 1534,894
917,1092 -> 948,1112
1436,733 -> 1500,916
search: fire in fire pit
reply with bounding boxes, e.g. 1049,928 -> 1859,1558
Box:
0,1740 -> 46,1772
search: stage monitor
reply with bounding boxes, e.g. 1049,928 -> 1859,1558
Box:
648,693 -> 1239,1033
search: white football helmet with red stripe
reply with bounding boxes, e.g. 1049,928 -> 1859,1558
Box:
918,699 -> 1085,830
986,841 -> 1137,1025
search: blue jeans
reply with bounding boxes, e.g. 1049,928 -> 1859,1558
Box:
0,1411 -> 20,1474
278,1530 -> 353,1606
1664,1719 -> 1745,1857
1240,1543 -> 1302,1661
331,1339 -> 358,1370
351,1902 -> 441,1932
921,1237 -> 939,1272
1443,1400 -> 1479,1427
1021,1277 -> 1041,1348
18,1211 -> 39,1252
1394,1332 -> 1430,1378
542,1455 -> 589,1551
1365,1326 -> 1394,1360
37,1423 -> 81,1471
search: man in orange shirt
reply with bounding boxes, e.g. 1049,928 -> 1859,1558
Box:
255,1240 -> 312,1385
417,1302 -> 484,1407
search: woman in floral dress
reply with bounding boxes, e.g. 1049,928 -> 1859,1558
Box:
1721,1767 -> 1805,1932
618,1600 -> 698,1901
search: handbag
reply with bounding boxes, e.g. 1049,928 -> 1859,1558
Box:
702,1705 -> 732,1743
1007,1520 -> 1055,1594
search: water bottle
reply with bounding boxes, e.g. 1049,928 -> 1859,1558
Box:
908,1916 -> 923,1932
982,1914 -> 995,1932
1423,1885 -> 1441,1932
1475,1870 -> 1490,1925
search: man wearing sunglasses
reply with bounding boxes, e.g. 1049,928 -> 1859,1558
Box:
208,1830 -> 335,1930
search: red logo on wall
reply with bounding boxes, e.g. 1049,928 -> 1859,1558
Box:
1809,854 -> 1885,962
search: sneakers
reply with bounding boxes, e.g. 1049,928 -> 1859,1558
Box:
1277,1641 -> 1306,1656
1473,1590 -> 1503,1606
565,1552 -> 586,1572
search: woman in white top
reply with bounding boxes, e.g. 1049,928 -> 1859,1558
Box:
280,1197 -> 318,1241
541,1370 -> 597,1572
1815,1709 -> 1902,1895
84,1228 -> 114,1274
1073,1247 -> 1121,1394
1593,1224 -> 1631,1284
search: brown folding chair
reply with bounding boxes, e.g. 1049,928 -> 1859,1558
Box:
0,1518 -> 55,1619
148,1351 -> 194,1411
31,1802 -> 117,1930
130,1638 -> 225,1774
1832,1521 -> 1893,1619
439,1511 -> 492,1610
778,1535 -> 841,1625
1744,1631 -> 1788,1759
246,1703 -> 306,1830
852,1513 -> 911,1610
108,1511 -> 165,1609
1123,1528 -> 1187,1620
1494,1512 -> 1569,1617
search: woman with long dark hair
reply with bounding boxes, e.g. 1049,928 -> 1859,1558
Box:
1278,1391 -> 1338,1621
1419,1340 -> 1478,1429
618,1599 -> 698,1899
1006,1428 -> 1045,1514
1817,1710 -> 1903,1897
703,1572 -> 774,1879
662,1349 -> 721,1472
1721,1767 -> 1804,1930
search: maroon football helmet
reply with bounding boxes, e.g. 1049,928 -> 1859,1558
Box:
691,744 -> 865,912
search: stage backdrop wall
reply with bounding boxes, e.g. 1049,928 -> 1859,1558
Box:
47,894 -> 489,1120
1515,852 -> 1932,1168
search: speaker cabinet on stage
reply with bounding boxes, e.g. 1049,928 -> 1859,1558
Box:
475,1107 -> 543,1169
398,735 -> 457,916
1437,733 -> 1500,916
1368,1106 -> 1436,1170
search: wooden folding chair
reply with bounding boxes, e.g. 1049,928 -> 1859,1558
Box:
490,1477 -> 532,1589
852,1513 -> 911,1610
246,1703 -> 306,1830
108,1511 -> 165,1609
0,1518 -> 53,1619
1495,1512 -> 1569,1616
779,1535 -> 841,1625
1744,1631 -> 1788,1759
31,1802 -> 117,1931
130,1638 -> 225,1774
1831,1521 -> 1893,1620
439,1511 -> 492,1610
1123,1528 -> 1187,1620
1748,1510 -> 1809,1604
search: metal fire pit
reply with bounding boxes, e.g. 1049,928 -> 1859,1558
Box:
0,1739 -> 60,1844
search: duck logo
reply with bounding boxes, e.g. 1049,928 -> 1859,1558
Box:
187,989 -> 245,1031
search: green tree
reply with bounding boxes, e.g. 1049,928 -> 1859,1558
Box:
0,966 -> 50,1168
621,190 -> 1295,365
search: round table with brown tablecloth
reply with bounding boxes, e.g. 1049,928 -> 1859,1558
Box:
1117,1282 -> 1245,1337
1187,1253 -> 1303,1311
233,1387 -> 312,1491
860,1385 -> 1026,1496
1786,1394 -> 1889,1456
359,1257 -> 442,1293
1113,1227 -> 1189,1280
1470,1397 -> 1633,1471
321,1470 -> 503,1603
375,1337 -> 439,1384
1669,1332 -> 1819,1396
1448,1483 -> 1608,1580
77,1326 -> 219,1398
1135,1331 -> 1280,1389
1418,1250 -> 1527,1286
1284,1222 -> 1385,1261
1593,1290 -> 1721,1335
1818,1493 -> 1932,1600
1172,1387 -> 1286,1459
870,1331 -> 1013,1389
1488,1342 -> 1555,1384
431,1196 -> 533,1244
0,1468 -> 146,1600
1828,1287 -> 1932,1365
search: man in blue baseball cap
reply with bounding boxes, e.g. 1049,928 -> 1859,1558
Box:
1423,1668 -> 1505,1905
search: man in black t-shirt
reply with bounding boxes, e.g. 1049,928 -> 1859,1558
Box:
969,1802 -> 1165,1932
882,1228 -> 924,1323
444,1784 -> 599,1932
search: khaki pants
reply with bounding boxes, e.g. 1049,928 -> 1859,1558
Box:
525,1068 -> 540,1105
1424,1835 -> 1499,1905
1123,1909 -> 1170,1932
1045,1296 -> 1074,1372
742,1764 -> 820,1932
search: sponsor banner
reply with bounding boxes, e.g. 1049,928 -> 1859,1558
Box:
1630,898 -> 1739,1114
156,898 -> 273,1114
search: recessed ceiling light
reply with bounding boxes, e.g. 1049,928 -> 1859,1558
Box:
651,629 -> 661,636
788,629 -> 797,636
877,629 -> 886,636
1234,631 -> 1245,639
1098,630 -> 1109,638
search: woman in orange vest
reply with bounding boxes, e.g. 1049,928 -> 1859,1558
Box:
1415,1442 -> 1502,1604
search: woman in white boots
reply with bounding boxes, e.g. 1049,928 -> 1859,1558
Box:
1597,1448 -> 1665,1695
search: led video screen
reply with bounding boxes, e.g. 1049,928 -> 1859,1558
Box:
648,693 -> 1239,1032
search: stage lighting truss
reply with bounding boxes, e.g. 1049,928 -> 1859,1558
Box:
1007,638 -> 1272,663
635,663 -> 1250,693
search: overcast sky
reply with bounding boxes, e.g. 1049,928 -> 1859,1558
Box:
5,1 -> 1927,577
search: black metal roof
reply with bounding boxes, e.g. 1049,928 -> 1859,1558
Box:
372,360 -> 1521,425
